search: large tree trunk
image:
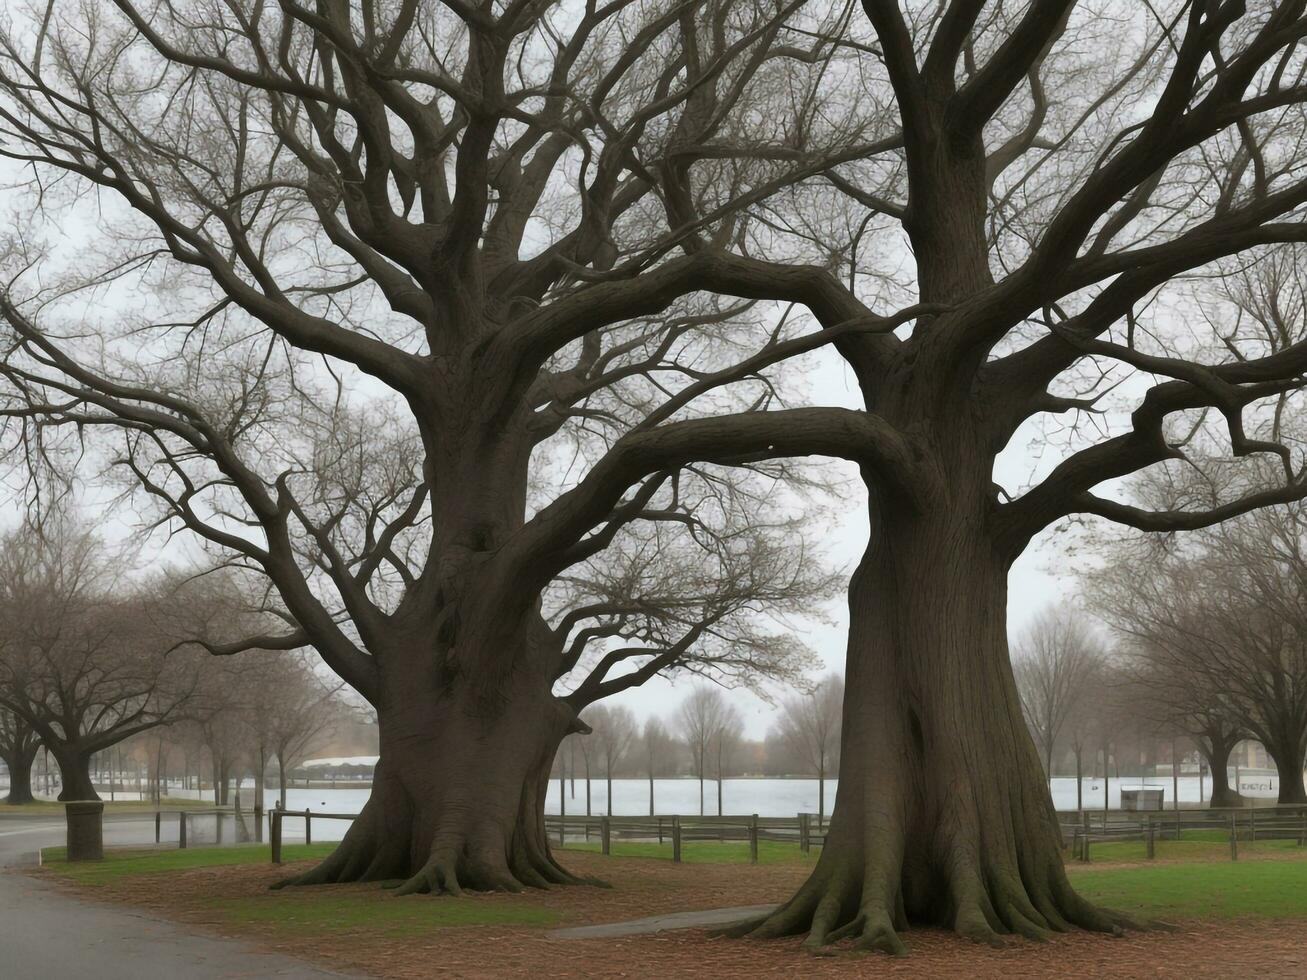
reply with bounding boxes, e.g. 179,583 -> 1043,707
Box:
2,743 -> 38,804
53,748 -> 97,802
1205,738 -> 1242,808
1264,736 -> 1307,805
736,496 -> 1126,952
276,655 -> 585,895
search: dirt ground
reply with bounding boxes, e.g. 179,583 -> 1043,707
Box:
32,851 -> 1307,979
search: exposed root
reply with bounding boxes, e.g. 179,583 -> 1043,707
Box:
732,829 -> 1137,959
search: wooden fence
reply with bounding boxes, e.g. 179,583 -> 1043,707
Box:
1057,806 -> 1307,862
222,804 -> 1307,867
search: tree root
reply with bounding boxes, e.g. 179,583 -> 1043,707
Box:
728,843 -> 1139,958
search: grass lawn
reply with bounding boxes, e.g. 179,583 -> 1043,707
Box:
40,843 -> 338,883
561,838 -> 820,865
36,838 -> 1307,947
211,892 -> 560,936
38,844 -> 559,936
1072,859 -> 1307,918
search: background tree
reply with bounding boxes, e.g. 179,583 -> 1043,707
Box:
0,523 -> 201,799
0,708 -> 39,804
1013,611 -> 1105,781
1093,479 -> 1307,805
711,702 -> 744,815
774,674 -> 844,821
640,717 -> 675,817
584,705 -> 637,818
677,686 -> 737,816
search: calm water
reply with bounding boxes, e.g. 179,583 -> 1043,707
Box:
156,771 -> 1286,844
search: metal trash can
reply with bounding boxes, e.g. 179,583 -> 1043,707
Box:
65,801 -> 105,861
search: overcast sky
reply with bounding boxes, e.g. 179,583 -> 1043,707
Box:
602,345 -> 1072,740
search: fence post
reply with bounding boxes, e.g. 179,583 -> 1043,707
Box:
1145,817 -> 1155,860
799,812 -> 810,854
179,812 -> 187,850
155,810 -> 161,844
1249,808 -> 1256,843
672,816 -> 682,863
305,808 -> 312,846
1230,814 -> 1238,861
601,816 -> 611,856
749,814 -> 759,864
1300,807 -> 1306,848
271,809 -> 282,865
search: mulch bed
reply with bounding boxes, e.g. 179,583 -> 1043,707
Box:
28,851 -> 1307,979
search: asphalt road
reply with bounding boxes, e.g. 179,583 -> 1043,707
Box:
0,810 -> 359,979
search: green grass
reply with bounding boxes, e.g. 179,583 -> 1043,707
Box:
561,838 -> 820,865
40,843 -> 558,936
212,892 -> 559,936
40,844 -> 337,884
1071,859 -> 1307,918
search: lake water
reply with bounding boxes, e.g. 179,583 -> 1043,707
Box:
158,771 -> 1286,844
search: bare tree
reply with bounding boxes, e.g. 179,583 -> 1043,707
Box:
677,686 -> 739,816
0,0 -> 877,895
1013,611 -> 1105,782
640,717 -> 674,817
0,708 -> 39,804
1094,481 -> 1307,806
774,674 -> 844,821
0,523 -> 201,800
7,0 -> 1307,951
729,5 -> 1307,952
583,705 -> 637,817
711,703 -> 744,816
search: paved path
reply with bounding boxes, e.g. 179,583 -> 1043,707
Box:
0,811 -> 362,979
550,903 -> 778,939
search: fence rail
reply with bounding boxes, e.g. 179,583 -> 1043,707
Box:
1056,805 -> 1307,862
100,804 -> 1307,868
540,812 -> 831,862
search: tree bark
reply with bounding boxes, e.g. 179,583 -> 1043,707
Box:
735,495 -> 1128,951
53,748 -> 97,802
1,743 -> 38,804
276,655 -> 586,894
1264,737 -> 1307,805
1204,738 -> 1242,808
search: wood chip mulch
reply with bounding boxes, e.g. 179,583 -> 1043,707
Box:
28,851 -> 1307,979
